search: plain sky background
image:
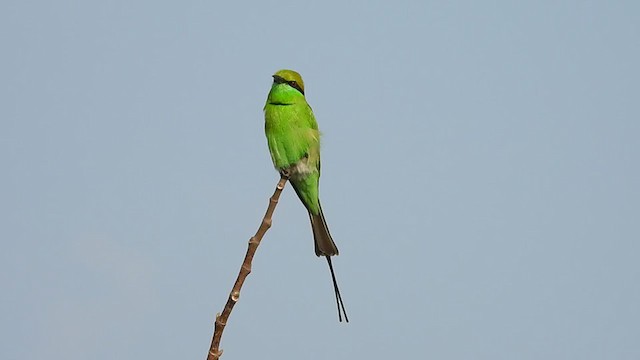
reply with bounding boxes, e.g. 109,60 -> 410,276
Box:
2,1 -> 639,359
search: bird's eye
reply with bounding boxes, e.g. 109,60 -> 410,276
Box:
288,81 -> 297,86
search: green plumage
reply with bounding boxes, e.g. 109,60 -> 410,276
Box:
263,69 -> 348,322
264,70 -> 327,243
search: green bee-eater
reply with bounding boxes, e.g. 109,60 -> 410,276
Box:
264,69 -> 348,322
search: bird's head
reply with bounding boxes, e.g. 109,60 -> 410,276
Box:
272,69 -> 305,95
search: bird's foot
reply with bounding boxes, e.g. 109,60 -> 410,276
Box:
279,168 -> 291,179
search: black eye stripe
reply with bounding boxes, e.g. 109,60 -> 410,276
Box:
272,75 -> 304,94
287,80 -> 304,94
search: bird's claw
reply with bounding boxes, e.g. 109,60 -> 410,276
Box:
280,168 -> 291,179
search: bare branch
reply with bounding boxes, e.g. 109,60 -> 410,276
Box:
207,174 -> 288,360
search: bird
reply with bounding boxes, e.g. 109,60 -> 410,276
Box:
264,69 -> 348,322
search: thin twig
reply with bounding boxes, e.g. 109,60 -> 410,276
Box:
207,174 -> 289,360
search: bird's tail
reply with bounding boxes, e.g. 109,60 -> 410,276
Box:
325,256 -> 349,322
309,202 -> 338,256
309,204 -> 349,322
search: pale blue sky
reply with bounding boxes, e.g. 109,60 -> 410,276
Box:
2,1 -> 639,359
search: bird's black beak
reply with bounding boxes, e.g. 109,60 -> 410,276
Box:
272,75 -> 286,84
